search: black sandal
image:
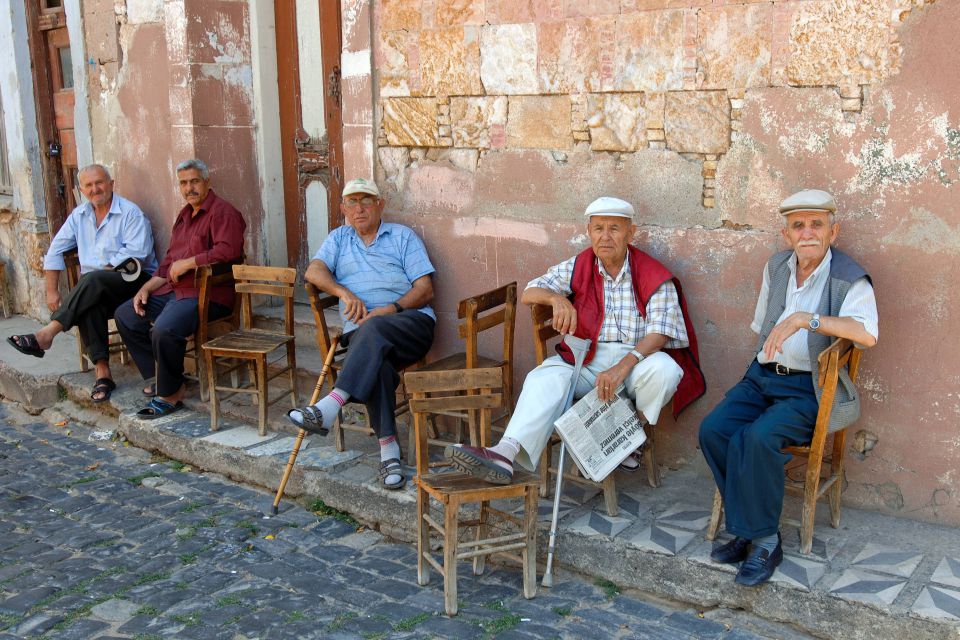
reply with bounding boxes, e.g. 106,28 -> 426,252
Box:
6,334 -> 45,358
286,405 -> 328,436
378,458 -> 405,490
136,397 -> 184,420
91,378 -> 116,404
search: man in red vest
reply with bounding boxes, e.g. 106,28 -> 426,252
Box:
446,197 -> 705,484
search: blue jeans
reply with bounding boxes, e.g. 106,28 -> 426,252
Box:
698,360 -> 819,539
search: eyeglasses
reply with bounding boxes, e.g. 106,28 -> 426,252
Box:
342,196 -> 378,208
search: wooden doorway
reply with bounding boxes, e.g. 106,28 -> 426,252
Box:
26,0 -> 79,234
275,0 -> 344,274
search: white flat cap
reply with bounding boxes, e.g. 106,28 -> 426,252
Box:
779,189 -> 837,215
584,197 -> 635,220
342,178 -> 380,198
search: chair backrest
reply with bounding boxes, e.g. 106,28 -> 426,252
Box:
812,337 -> 863,427
457,282 -> 517,370
195,263 -> 243,344
304,283 -> 342,356
232,265 -> 298,334
405,367 -> 503,476
63,249 -> 81,289
529,302 -> 560,366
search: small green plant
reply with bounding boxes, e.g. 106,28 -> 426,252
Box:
135,605 -> 160,617
126,471 -> 162,486
484,599 -> 506,611
327,611 -> 358,630
60,475 -> 97,488
236,520 -> 258,536
393,612 -> 430,631
181,501 -> 204,513
216,594 -> 243,607
179,552 -> 198,565
481,613 -> 521,639
309,499 -> 360,528
552,605 -> 572,617
594,577 -> 621,599
169,612 -> 201,627
284,610 -> 307,623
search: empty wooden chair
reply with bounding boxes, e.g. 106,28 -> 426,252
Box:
532,303 -> 661,518
414,282 -> 518,453
202,265 -> 299,435
706,338 -> 864,554
406,367 -> 538,616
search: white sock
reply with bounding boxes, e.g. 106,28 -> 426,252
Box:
288,388 -> 350,427
486,437 -> 519,470
379,435 -> 402,485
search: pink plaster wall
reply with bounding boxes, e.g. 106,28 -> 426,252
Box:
375,1 -> 960,526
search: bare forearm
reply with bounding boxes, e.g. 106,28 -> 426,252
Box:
305,260 -> 350,298
140,275 -> 168,295
44,270 -> 61,294
397,276 -> 433,310
521,286 -> 565,307
815,314 -> 877,348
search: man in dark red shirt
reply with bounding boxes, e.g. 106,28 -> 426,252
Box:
115,159 -> 245,418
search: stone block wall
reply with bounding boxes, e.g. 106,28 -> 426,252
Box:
369,0 -> 960,526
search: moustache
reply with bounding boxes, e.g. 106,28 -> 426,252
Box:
797,241 -> 821,247
187,191 -> 199,197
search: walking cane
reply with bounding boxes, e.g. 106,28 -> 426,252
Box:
272,333 -> 340,515
541,334 -> 592,588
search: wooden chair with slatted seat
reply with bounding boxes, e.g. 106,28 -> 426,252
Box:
531,303 -> 661,518
63,250 -> 128,371
305,283 -> 423,456
202,265 -> 299,435
414,282 -> 518,458
705,338 -> 864,554
406,367 -> 538,617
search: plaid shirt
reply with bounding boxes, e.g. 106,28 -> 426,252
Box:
526,255 -> 689,349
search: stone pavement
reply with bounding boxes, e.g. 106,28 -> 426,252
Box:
0,402 -> 806,640
1,314 -> 959,639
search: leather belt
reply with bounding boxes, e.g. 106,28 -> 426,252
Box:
761,362 -> 809,376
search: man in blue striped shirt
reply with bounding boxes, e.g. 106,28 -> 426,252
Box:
287,178 -> 435,490
6,164 -> 157,403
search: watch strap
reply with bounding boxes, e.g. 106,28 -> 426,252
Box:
393,301 -> 404,313
630,349 -> 645,363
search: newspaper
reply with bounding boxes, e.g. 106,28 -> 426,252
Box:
553,386 -> 647,483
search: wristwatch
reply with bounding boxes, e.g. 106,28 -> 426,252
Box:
808,313 -> 821,333
393,302 -> 404,313
630,349 -> 645,363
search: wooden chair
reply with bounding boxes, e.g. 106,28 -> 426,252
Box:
414,282 -> 518,455
305,283 -> 420,456
705,338 -> 864,554
183,264 -> 242,401
202,266 -> 299,435
406,367 -> 538,616
532,303 -> 661,518
63,250 -> 128,371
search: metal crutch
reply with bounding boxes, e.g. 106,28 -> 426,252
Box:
272,333 -> 340,515
541,334 -> 592,588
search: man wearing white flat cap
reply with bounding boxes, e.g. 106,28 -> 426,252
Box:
447,196 -> 706,484
699,188 -> 878,587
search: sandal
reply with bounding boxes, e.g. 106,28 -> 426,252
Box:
286,405 -> 328,436
6,334 -> 45,358
378,458 -> 405,490
136,397 -> 184,420
618,446 -> 645,472
90,378 -> 116,404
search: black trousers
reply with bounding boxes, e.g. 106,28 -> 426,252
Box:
336,310 -> 435,439
51,270 -> 149,363
114,293 -> 230,397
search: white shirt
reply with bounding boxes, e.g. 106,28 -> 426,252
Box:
750,249 -> 879,371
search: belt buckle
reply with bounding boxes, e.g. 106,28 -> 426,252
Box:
774,363 -> 789,375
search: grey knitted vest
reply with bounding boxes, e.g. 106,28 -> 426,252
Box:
755,248 -> 870,433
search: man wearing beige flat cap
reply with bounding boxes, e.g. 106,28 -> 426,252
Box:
699,188 -> 878,586
446,196 -> 705,484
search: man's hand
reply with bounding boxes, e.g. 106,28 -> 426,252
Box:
594,359 -> 632,403
168,258 -> 195,283
340,289 -> 368,324
133,288 -> 150,317
46,289 -> 61,313
762,312 -> 809,360
550,296 -> 577,335
357,304 -> 393,325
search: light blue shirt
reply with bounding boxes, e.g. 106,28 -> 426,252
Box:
316,221 -> 436,333
44,194 -> 158,274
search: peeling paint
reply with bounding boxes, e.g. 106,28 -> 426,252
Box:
452,217 -> 549,246
880,207 -> 960,255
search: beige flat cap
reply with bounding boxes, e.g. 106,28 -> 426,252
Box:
779,189 -> 837,215
342,178 -> 380,198
584,196 -> 635,220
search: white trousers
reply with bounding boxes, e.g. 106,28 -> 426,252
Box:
503,342 -> 683,471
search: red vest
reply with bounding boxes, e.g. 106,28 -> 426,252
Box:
555,246 -> 706,418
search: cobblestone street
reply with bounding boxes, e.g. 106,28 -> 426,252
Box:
0,402 -> 804,639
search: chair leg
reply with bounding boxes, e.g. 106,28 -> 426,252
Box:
602,474 -> 618,517
522,487 -> 538,599
473,501 -> 487,576
538,443 -> 551,499
77,334 -> 89,373
644,426 -> 661,488
256,357 -> 268,436
706,488 -> 723,540
829,431 -> 846,528
334,409 -> 346,452
417,488 -> 430,586
443,497 -> 459,616
286,343 -> 299,408
800,477 -> 819,554
205,349 -> 220,431
197,350 -> 208,403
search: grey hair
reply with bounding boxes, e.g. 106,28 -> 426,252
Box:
176,158 -> 210,179
77,163 -> 111,181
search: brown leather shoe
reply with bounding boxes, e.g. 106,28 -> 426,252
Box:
444,445 -> 513,485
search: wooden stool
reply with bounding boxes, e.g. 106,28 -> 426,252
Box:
406,367 -> 538,616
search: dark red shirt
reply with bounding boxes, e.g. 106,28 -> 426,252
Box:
153,190 -> 246,309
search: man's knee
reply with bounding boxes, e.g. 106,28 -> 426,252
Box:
630,352 -> 682,393
698,406 -> 726,447
113,300 -> 137,330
